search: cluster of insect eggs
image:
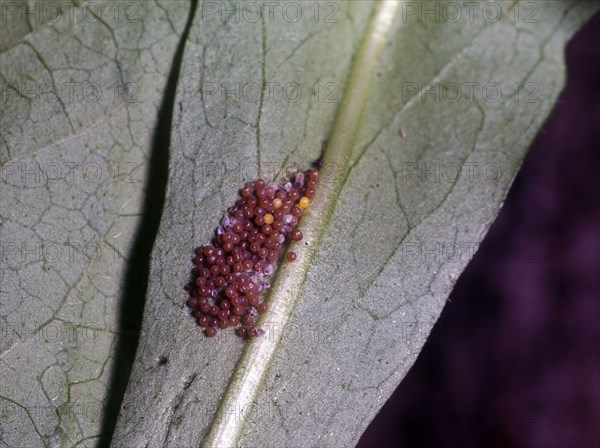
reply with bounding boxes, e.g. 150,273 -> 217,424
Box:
185,169 -> 318,338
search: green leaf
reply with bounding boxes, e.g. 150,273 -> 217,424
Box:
1,1 -> 596,447
111,1 -> 597,447
0,2 -> 190,446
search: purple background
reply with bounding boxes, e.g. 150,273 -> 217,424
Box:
358,14 -> 599,448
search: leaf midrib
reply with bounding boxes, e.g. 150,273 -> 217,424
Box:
200,1 -> 402,447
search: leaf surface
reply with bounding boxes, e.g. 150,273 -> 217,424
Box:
80,1 -> 600,447
0,2 -> 190,446
112,1 -> 598,447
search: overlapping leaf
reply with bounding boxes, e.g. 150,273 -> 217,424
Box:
0,2 -> 190,446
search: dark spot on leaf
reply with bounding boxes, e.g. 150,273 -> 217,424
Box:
182,373 -> 196,389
